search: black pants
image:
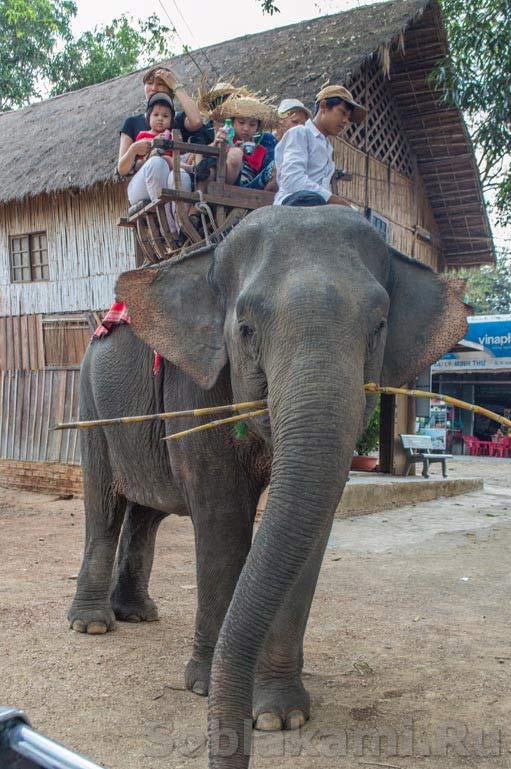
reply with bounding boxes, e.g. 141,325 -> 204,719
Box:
281,191 -> 327,207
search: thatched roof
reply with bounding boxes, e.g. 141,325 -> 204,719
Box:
0,0 -> 493,265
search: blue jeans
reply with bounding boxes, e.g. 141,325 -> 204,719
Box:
281,191 -> 327,206
240,161 -> 275,190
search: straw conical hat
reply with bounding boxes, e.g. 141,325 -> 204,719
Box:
197,79 -> 253,116
210,94 -> 278,130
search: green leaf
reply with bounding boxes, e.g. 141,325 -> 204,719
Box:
0,4 -> 175,109
234,421 -> 248,440
447,251 -> 511,315
258,0 -> 280,13
432,0 -> 511,223
356,397 -> 380,455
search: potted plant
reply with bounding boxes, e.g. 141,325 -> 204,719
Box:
351,399 -> 380,471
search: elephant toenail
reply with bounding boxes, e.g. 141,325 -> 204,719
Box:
125,614 -> 141,622
71,620 -> 86,633
86,622 -> 108,634
192,681 -> 208,696
285,710 -> 306,730
254,713 -> 282,732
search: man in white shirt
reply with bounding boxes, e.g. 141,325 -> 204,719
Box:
273,85 -> 366,207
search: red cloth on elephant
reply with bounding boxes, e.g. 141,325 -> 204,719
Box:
92,301 -> 162,376
93,302 -> 131,339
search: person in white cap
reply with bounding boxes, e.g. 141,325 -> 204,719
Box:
274,98 -> 311,141
273,84 -> 366,207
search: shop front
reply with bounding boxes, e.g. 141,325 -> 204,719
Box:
432,315 -> 511,447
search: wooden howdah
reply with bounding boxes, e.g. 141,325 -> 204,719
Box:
119,132 -> 275,263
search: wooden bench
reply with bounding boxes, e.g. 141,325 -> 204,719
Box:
400,434 -> 452,478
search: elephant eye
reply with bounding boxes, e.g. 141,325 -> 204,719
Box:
239,322 -> 255,340
369,319 -> 386,354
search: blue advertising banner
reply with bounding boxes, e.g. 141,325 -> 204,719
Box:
432,314 -> 511,372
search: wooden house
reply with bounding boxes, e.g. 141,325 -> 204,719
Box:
0,0 -> 494,492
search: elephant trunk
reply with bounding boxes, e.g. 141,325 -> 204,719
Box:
208,352 -> 366,768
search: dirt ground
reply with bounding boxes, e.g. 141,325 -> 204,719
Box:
1,457 -> 511,768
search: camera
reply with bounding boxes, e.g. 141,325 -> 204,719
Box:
151,137 -> 173,155
241,141 -> 256,155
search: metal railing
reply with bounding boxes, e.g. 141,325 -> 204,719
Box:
0,708 -> 102,769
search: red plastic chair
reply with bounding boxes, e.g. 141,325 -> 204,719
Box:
463,436 -> 480,456
478,440 -> 492,456
493,436 -> 511,458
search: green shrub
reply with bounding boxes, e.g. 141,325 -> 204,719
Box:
356,398 -> 380,455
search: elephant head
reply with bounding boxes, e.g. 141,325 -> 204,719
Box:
116,206 -> 469,768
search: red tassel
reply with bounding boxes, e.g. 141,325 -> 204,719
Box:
153,352 -> 162,376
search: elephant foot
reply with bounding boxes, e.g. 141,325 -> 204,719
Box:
111,592 -> 159,623
68,603 -> 116,634
184,657 -> 212,697
253,675 -> 310,732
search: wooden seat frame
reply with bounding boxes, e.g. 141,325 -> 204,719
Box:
119,130 -> 275,263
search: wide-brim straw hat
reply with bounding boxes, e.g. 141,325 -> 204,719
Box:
210,94 -> 278,130
197,80 -> 253,116
315,85 -> 366,124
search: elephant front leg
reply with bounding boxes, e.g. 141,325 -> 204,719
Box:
68,478 -> 126,634
110,503 -> 167,623
185,491 -> 257,697
253,528 -> 329,731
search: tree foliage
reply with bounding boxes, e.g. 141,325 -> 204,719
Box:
0,0 -> 174,110
0,0 -> 76,110
434,0 -> 511,224
258,0 -> 280,13
47,14 -> 174,96
450,251 -> 511,315
356,398 -> 380,456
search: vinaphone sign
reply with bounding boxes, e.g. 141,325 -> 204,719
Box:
433,315 -> 511,372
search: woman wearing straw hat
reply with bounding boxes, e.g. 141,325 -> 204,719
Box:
273,84 -> 366,207
194,80 -> 253,144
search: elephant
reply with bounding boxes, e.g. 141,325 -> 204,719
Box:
68,205 -> 468,769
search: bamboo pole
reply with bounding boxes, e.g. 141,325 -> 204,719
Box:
51,384 -> 511,437
163,409 -> 269,441
164,385 -> 511,441
51,400 -> 267,431
365,383 -> 511,429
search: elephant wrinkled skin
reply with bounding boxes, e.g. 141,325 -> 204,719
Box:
68,206 -> 469,769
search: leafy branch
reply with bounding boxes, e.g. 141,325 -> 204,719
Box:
433,0 -> 511,224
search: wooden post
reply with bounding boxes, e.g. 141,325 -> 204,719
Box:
215,143 -> 227,226
379,393 -> 395,473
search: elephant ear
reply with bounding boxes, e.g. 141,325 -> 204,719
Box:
381,249 -> 471,387
115,250 -> 227,389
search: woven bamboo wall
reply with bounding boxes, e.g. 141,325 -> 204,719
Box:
0,182 -> 134,317
0,368 -> 80,464
333,137 -> 440,270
